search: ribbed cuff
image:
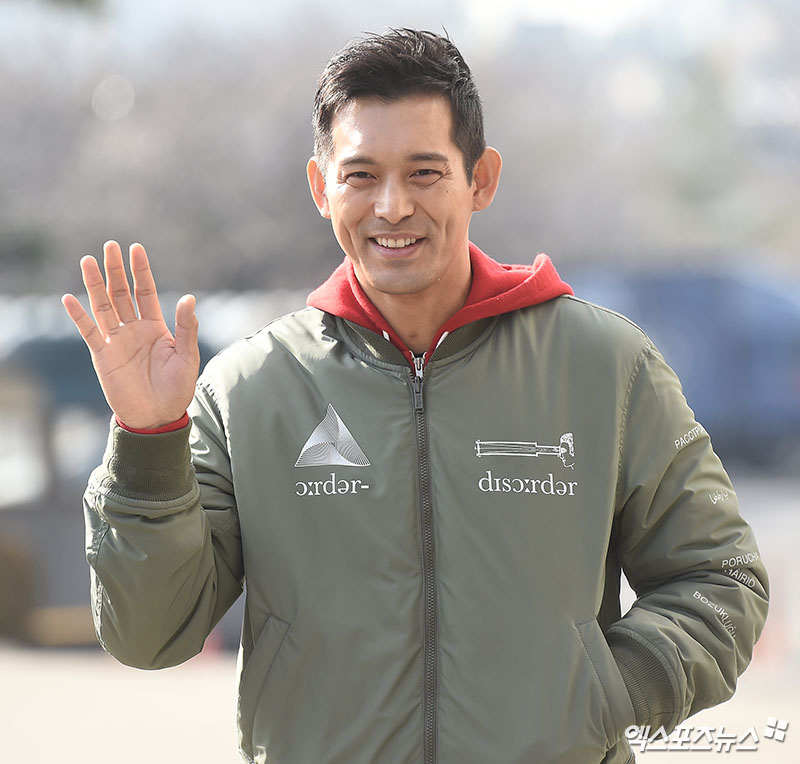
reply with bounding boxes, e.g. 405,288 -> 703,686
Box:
607,629 -> 678,732
102,421 -> 195,501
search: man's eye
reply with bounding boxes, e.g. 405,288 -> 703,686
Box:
413,169 -> 441,183
345,172 -> 373,181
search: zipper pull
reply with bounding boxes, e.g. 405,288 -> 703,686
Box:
412,353 -> 425,411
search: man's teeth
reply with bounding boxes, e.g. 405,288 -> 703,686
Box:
376,237 -> 417,248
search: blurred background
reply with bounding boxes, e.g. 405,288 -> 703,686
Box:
0,0 -> 798,761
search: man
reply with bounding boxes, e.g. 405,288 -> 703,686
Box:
62,29 -> 767,764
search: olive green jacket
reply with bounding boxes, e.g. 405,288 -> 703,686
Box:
84,296 -> 768,764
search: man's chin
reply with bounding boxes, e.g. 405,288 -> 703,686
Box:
357,271 -> 435,301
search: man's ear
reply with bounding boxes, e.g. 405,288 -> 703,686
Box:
471,147 -> 503,212
307,157 -> 331,219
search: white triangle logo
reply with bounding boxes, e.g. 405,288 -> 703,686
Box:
295,404 -> 371,468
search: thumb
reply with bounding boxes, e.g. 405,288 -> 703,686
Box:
174,294 -> 200,363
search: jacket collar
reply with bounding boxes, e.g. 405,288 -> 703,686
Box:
337,314 -> 497,372
308,242 -> 573,367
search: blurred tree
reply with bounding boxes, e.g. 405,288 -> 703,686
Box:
43,0 -> 103,8
1,0 -> 799,294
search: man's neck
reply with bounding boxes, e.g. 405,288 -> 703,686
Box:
364,276 -> 472,355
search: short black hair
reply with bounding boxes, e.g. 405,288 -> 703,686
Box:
313,28 -> 486,181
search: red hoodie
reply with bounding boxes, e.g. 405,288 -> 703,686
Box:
307,242 -> 573,366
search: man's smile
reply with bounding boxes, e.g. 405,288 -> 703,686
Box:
369,236 -> 426,255
375,237 -> 418,248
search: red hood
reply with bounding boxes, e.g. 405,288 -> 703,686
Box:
307,242 -> 573,363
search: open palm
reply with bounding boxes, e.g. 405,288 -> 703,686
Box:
62,241 -> 200,430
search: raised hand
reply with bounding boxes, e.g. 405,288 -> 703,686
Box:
61,241 -> 200,430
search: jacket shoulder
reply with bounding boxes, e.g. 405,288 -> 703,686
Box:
519,294 -> 654,363
558,294 -> 650,342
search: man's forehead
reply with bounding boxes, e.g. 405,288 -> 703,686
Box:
328,94 -> 456,161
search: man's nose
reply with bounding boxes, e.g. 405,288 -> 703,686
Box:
373,178 -> 414,223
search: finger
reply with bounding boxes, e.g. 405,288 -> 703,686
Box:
80,253 -> 121,338
129,243 -> 164,322
61,293 -> 107,354
104,240 -> 137,324
174,294 -> 200,365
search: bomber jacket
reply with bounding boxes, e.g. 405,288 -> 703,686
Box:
84,248 -> 768,764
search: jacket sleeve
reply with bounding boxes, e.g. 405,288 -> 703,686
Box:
83,382 -> 243,669
606,341 -> 769,734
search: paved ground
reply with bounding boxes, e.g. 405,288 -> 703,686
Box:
1,473 -> 796,763
0,642 -> 239,763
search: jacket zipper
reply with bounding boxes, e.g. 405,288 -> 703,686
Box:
411,354 -> 437,764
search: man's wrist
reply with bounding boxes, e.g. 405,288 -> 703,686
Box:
115,412 -> 190,434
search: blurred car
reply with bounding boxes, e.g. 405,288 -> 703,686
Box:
0,334 -> 248,648
561,263 -> 800,471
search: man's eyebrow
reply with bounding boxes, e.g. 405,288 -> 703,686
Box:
407,152 -> 449,163
337,152 -> 450,168
339,155 -> 378,169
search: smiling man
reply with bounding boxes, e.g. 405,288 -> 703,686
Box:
62,29 -> 767,764
307,94 -> 501,352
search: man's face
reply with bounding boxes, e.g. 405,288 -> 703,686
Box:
308,95 -> 492,305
